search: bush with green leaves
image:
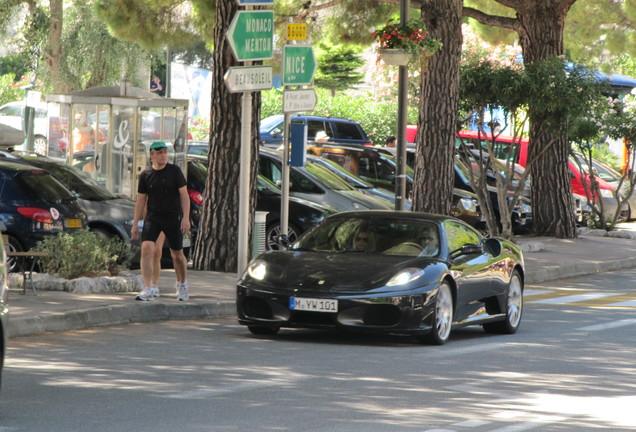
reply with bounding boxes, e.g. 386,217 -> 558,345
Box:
32,231 -> 134,279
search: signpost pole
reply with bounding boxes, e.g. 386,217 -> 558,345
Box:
395,0 -> 409,211
238,90 -> 252,274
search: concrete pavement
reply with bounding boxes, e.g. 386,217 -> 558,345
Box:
6,227 -> 636,338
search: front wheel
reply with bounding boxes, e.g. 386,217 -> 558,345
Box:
483,270 -> 523,334
419,282 -> 453,345
266,222 -> 300,250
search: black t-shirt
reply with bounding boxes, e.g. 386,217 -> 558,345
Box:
138,163 -> 187,221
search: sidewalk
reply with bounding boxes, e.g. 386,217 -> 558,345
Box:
7,228 -> 636,338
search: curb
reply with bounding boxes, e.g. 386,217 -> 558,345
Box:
8,301 -> 236,338
525,257 -> 636,284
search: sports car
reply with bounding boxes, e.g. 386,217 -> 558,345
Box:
236,211 -> 524,345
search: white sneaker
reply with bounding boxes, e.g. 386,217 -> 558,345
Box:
176,282 -> 189,302
136,286 -> 159,301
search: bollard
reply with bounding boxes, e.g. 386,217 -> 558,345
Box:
252,211 -> 269,258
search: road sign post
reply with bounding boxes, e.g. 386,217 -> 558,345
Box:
282,45 -> 317,86
227,10 -> 274,62
283,89 -> 317,113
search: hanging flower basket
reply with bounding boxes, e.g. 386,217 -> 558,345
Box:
378,48 -> 410,66
372,19 -> 442,66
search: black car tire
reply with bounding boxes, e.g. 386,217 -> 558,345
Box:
483,270 -> 523,335
266,222 -> 300,251
420,281 -> 454,345
91,227 -> 114,242
248,325 -> 280,336
6,234 -> 24,273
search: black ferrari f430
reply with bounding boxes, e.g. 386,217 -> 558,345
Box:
237,211 -> 524,345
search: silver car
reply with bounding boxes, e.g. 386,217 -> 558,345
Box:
258,148 -> 393,212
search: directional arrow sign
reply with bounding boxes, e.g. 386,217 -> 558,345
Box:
224,66 -> 273,93
283,89 -> 317,112
227,10 -> 274,62
283,45 -> 317,85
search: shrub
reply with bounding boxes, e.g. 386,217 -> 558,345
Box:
32,231 -> 133,279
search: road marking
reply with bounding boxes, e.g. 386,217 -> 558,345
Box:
523,289 -> 551,296
577,318 -> 636,331
453,419 -> 491,427
609,299 -> 636,307
527,292 -> 622,305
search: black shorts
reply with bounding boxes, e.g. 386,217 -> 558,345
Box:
142,219 -> 183,251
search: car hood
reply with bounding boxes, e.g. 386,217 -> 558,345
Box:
244,251 -> 443,294
77,196 -> 135,220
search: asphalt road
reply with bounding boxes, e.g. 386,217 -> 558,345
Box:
2,270 -> 636,432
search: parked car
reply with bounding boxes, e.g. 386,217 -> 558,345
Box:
237,211 -> 524,345
186,157 -> 337,250
0,225 -> 9,390
0,159 -> 88,270
259,114 -> 371,147
0,123 -> 25,147
259,148 -> 393,212
0,101 -> 48,151
306,155 -> 401,209
0,151 -> 136,243
306,144 -> 485,229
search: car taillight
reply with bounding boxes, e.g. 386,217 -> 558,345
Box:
188,189 -> 204,206
17,207 -> 53,223
364,142 -> 372,146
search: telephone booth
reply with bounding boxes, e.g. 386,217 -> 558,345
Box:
45,82 -> 188,199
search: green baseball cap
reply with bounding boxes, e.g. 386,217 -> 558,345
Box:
150,141 -> 167,151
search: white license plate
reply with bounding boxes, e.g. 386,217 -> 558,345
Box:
289,297 -> 338,313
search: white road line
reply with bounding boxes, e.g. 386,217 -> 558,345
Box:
528,292 -> 622,305
421,341 -> 519,359
488,421 -> 554,432
577,318 -> 636,331
609,299 -> 636,307
453,419 -> 491,427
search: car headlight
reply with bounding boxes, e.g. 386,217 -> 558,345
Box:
459,198 -> 478,213
247,260 -> 267,280
600,188 -> 614,198
387,268 -> 425,286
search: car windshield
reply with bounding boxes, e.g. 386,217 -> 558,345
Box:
188,145 -> 209,157
15,170 -> 76,205
188,160 -> 208,187
25,159 -> 117,201
259,115 -> 283,132
293,216 -> 440,257
303,161 -> 356,191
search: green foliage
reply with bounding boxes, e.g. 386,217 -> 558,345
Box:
190,115 -> 210,141
0,73 -> 33,106
314,42 -> 365,96
372,18 -> 442,57
33,231 -> 133,279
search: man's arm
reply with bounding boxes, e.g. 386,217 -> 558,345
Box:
131,193 -> 148,241
178,186 -> 191,234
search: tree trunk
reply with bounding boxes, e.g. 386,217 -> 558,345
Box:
517,1 -> 577,238
44,0 -> 67,93
412,0 -> 463,215
191,0 -> 259,272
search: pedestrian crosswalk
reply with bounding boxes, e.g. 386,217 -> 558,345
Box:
524,288 -> 636,308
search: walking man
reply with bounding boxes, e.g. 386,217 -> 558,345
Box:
132,141 -> 191,301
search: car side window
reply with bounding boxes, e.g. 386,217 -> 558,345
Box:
333,122 -> 363,140
0,105 -> 21,116
324,153 -> 345,166
445,221 -> 481,252
290,170 -> 322,193
307,120 -> 327,140
358,156 -> 376,180
258,156 -> 282,185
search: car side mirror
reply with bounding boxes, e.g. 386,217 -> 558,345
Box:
275,234 -> 291,250
271,129 -> 282,138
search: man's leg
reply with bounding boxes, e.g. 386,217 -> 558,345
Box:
169,248 -> 188,284
151,233 -> 165,287
137,240 -> 157,300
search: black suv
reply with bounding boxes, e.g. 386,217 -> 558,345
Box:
259,114 -> 371,147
